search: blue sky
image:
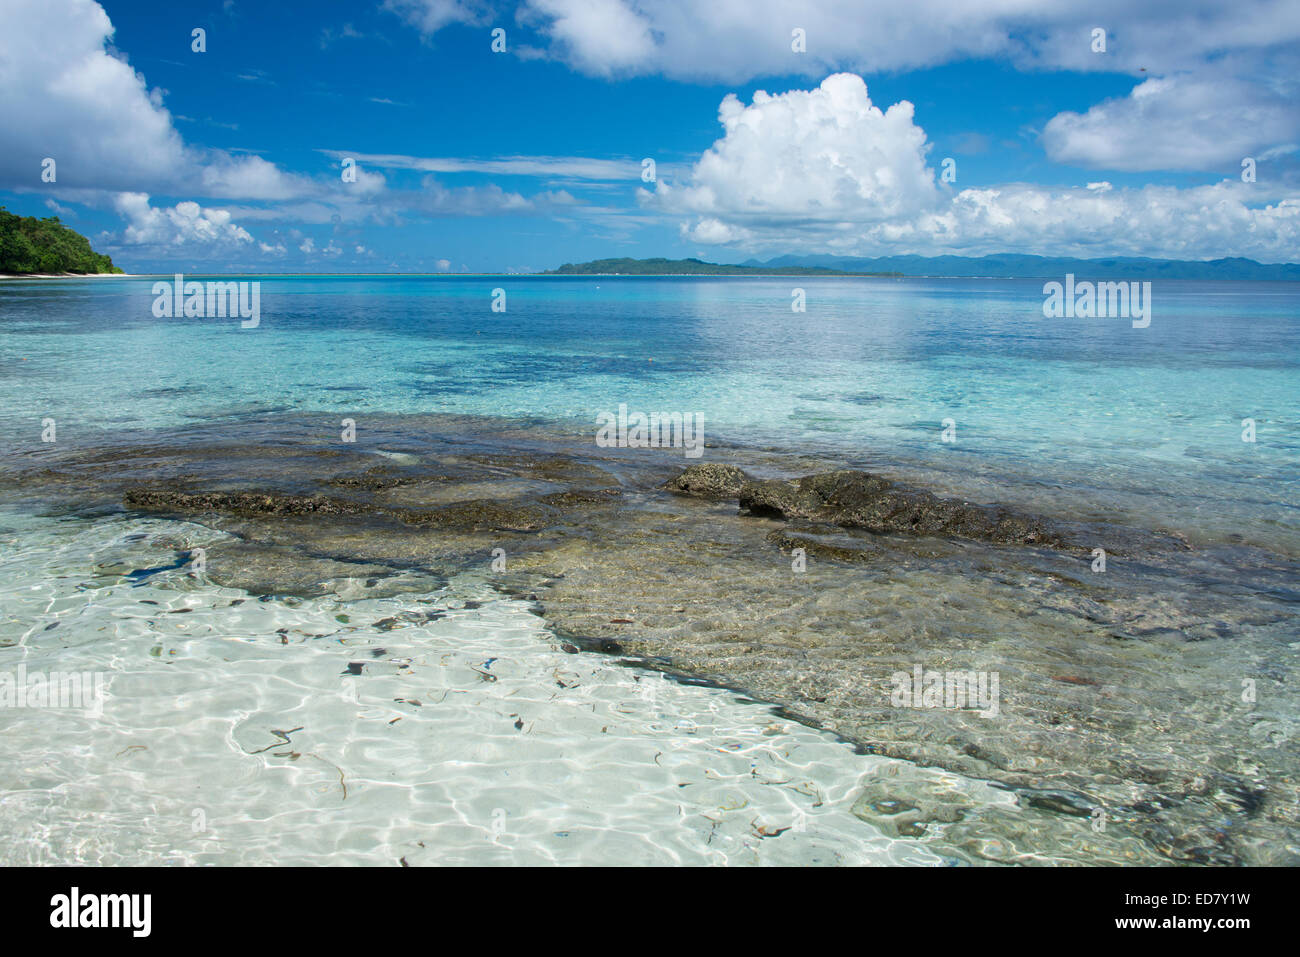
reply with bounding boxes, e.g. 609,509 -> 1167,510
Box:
2,0 -> 1297,272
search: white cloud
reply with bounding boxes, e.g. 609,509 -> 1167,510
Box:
332,162 -> 389,197
0,0 -> 310,200
113,193 -> 254,246
1044,68 -> 1300,172
299,237 -> 316,254
0,0 -> 184,190
198,153 -> 310,201
683,218 -> 749,244
382,0 -> 489,34
412,176 -> 537,215
898,182 -> 1300,262
520,0 -> 656,76
320,23 -> 365,49
655,75 -> 940,226
323,150 -> 641,182
652,75 -> 1300,261
393,1 -> 1300,81
384,2 -> 1300,178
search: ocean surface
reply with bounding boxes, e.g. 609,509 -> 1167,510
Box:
1,275 -> 1297,865
3,276 -> 1297,541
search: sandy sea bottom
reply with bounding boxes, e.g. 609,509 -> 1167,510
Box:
0,507 -> 1010,866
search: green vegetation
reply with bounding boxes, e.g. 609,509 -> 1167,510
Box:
543,257 -> 900,277
0,207 -> 123,275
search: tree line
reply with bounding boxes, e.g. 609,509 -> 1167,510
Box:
0,207 -> 122,274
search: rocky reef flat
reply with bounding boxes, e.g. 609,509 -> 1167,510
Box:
3,412 -> 1296,865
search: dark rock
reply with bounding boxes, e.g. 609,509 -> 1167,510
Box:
403,498 -> 550,532
124,487 -> 368,517
538,488 -> 621,508
663,463 -> 751,499
124,486 -> 552,533
739,470 -> 1061,546
737,478 -> 823,518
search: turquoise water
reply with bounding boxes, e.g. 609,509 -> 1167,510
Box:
2,274 -> 1297,865
3,275 -> 1297,548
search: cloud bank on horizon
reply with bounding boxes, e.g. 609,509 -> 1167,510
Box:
1,0 -> 1297,270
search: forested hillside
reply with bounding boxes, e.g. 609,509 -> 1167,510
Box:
0,207 -> 122,274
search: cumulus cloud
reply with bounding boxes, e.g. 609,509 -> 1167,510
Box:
520,0 -> 657,76
1044,68 -> 1300,172
654,75 -> 940,226
113,193 -> 254,246
652,75 -> 1300,261
0,0 -> 184,191
0,0 -> 309,199
198,153 -> 310,201
888,182 -> 1299,262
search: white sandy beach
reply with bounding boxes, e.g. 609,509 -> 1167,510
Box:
0,272 -> 132,279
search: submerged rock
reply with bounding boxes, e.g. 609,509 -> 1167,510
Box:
124,488 -> 368,517
403,498 -> 551,532
663,463 -> 751,499
124,486 -> 554,532
738,470 -> 1061,546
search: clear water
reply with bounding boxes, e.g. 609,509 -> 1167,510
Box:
0,507 -> 984,866
1,275 -> 1297,865
3,275 -> 1296,547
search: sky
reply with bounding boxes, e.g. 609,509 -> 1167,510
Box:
1,0 -> 1297,273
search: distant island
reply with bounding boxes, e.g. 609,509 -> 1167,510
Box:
0,207 -> 123,275
542,257 -> 901,277
742,253 -> 1300,281
542,254 -> 1299,280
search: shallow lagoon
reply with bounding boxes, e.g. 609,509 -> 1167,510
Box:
1,276 -> 1296,865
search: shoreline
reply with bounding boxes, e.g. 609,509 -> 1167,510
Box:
0,272 -> 131,279
7,271 -> 1299,281
0,271 -> 891,279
